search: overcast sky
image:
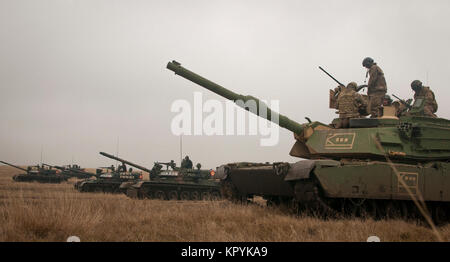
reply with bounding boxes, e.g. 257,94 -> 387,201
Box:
1,0 -> 449,169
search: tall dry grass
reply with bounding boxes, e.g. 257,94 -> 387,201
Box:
0,165 -> 449,242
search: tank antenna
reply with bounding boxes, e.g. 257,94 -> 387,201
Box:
116,136 -> 119,169
40,145 -> 43,166
180,135 -> 183,165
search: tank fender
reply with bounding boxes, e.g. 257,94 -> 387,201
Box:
284,160 -> 340,181
131,181 -> 146,188
119,181 -> 135,189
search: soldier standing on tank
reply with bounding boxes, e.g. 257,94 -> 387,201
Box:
362,57 -> 387,118
181,156 -> 193,169
410,80 -> 438,117
335,82 -> 367,128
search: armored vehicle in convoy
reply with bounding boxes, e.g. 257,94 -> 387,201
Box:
166,60 -> 450,222
126,160 -> 220,201
74,152 -> 142,193
0,161 -> 68,183
101,152 -> 221,200
43,164 -> 96,180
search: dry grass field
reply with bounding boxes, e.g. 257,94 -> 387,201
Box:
0,165 -> 449,242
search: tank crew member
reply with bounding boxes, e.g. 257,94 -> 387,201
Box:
181,156 -> 193,169
118,164 -> 127,172
335,82 -> 367,128
410,80 -> 438,117
169,160 -> 176,169
383,95 -> 393,106
362,57 -> 387,118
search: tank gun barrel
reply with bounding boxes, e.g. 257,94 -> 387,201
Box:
166,61 -> 304,135
0,161 -> 28,172
99,152 -> 152,173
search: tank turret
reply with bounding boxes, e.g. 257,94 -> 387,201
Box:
44,163 -> 96,179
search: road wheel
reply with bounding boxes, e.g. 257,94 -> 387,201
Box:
180,191 -> 190,200
385,201 -> 400,219
211,191 -> 221,201
126,188 -> 138,199
142,190 -> 153,199
191,191 -> 200,200
155,191 -> 166,200
168,191 -> 178,200
201,192 -> 211,201
432,204 -> 448,226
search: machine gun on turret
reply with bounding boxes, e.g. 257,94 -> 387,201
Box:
392,94 -> 413,110
155,161 -> 177,170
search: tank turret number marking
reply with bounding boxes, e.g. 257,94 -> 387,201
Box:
324,133 -> 356,149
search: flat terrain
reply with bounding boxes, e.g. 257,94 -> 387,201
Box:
0,165 -> 449,242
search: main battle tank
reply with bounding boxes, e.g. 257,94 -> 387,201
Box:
74,152 -> 143,194
166,61 -> 450,222
44,163 -> 96,180
127,161 -> 221,200
1,161 -> 68,183
102,152 -> 221,200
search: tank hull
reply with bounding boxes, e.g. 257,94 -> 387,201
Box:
219,160 -> 450,222
74,180 -> 132,194
12,174 -> 67,183
126,180 -> 221,200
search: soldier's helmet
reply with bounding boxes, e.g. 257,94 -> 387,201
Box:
362,57 -> 374,68
347,82 -> 358,90
383,95 -> 393,106
411,80 -> 423,91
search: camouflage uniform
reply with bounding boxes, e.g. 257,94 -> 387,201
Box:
181,156 -> 193,169
367,63 -> 387,118
335,82 -> 366,128
414,86 -> 438,117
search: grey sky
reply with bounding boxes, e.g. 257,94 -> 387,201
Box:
1,0 -> 449,169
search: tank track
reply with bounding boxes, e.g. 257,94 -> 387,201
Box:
13,175 -> 67,184
226,174 -> 450,225
127,182 -> 221,201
